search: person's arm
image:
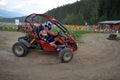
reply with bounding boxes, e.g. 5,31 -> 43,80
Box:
115,30 -> 119,35
45,27 -> 58,36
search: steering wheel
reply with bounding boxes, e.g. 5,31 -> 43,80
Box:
58,31 -> 66,38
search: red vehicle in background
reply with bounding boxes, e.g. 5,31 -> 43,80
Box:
12,13 -> 78,63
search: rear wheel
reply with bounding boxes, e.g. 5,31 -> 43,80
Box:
18,35 -> 38,48
59,48 -> 73,63
12,42 -> 28,57
18,35 -> 34,42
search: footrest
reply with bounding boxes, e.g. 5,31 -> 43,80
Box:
57,44 -> 66,48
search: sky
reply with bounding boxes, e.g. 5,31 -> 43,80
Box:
0,0 -> 78,14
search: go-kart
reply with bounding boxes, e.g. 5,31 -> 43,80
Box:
12,13 -> 78,63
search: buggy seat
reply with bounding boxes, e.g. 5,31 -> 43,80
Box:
33,26 -> 44,38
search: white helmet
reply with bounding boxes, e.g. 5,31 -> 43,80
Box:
44,21 -> 52,30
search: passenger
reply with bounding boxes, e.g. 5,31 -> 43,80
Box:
39,29 -> 48,41
33,22 -> 44,38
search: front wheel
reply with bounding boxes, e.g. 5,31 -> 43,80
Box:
59,48 -> 73,63
12,42 -> 28,57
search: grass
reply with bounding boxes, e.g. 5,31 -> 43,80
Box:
69,30 -> 101,43
70,30 -> 92,43
0,25 -> 16,31
0,25 -> 109,43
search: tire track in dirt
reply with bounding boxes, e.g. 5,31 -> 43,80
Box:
0,31 -> 120,80
74,33 -> 120,67
0,31 -> 120,66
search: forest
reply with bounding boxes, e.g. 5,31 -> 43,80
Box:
0,0 -> 120,25
46,0 -> 120,25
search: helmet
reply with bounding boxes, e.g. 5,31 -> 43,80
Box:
44,21 -> 52,30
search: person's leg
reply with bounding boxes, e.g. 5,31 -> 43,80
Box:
55,37 -> 64,44
47,35 -> 54,42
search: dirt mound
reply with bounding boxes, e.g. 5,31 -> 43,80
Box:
0,31 -> 120,80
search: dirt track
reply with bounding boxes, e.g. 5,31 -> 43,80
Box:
0,31 -> 120,80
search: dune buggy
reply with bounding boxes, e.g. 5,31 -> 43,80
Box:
12,13 -> 78,63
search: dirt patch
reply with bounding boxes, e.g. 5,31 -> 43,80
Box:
0,31 -> 120,80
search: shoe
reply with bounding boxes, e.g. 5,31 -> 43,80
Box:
49,42 -> 56,47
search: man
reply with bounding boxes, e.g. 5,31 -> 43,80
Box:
44,21 -> 66,48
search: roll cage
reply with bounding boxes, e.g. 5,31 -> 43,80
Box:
24,13 -> 69,34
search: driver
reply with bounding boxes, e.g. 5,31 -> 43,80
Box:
44,21 -> 66,47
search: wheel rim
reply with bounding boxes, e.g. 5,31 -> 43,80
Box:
14,45 -> 24,55
63,52 -> 72,61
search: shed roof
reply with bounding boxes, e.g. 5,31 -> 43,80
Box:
99,20 -> 120,24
